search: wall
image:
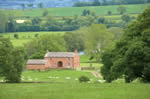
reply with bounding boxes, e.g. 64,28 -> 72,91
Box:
26,64 -> 46,70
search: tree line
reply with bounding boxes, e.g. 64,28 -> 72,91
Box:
73,0 -> 149,7
0,6 -> 135,33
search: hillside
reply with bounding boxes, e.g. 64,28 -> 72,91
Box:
1,4 -> 149,17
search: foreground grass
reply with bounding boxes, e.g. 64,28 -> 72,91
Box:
0,83 -> 150,99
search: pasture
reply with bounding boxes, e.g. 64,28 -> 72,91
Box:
1,4 -> 148,17
0,83 -> 150,99
2,31 -> 66,47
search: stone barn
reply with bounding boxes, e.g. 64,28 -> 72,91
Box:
26,49 -> 80,70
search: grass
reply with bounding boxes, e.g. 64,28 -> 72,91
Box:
2,31 -> 66,46
0,83 -> 150,99
1,4 -> 148,17
21,70 -> 98,83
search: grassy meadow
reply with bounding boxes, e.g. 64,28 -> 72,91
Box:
2,4 -> 149,17
2,31 -> 66,47
0,83 -> 150,99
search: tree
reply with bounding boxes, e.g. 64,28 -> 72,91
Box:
82,9 -> 87,16
32,17 -> 42,25
24,34 -> 66,59
101,6 -> 150,83
103,0 -> 107,5
0,11 -> 7,33
6,13 -> 15,32
86,10 -> 90,15
98,17 -> 105,24
28,4 -> 33,10
108,27 -> 124,40
0,38 -> 25,83
84,24 -> 114,61
108,11 -> 112,15
92,0 -> 101,6
42,9 -> 49,17
21,3 -> 25,11
121,14 -> 131,22
90,10 -> 96,16
38,3 -> 43,9
117,5 -> 126,14
63,31 -> 84,52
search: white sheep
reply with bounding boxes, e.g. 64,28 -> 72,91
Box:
66,77 -> 71,79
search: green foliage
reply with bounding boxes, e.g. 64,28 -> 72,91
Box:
108,27 -> 124,40
21,3 -> 25,11
38,3 -> 43,9
108,11 -> 112,15
24,34 -> 66,59
42,10 -> 49,17
63,31 -> 84,52
117,5 -> 126,14
0,38 -> 25,83
28,4 -> 33,10
92,0 -> 101,6
121,14 -> 131,22
90,10 -> 96,16
98,17 -> 105,24
5,47 -> 26,83
32,17 -> 42,25
17,26 -> 40,32
73,2 -> 93,7
101,6 -> 150,83
34,33 -> 38,37
82,9 -> 87,16
14,34 -> 18,39
0,11 -> 7,33
79,75 -> 90,83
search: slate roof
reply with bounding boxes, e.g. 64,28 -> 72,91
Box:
44,52 -> 75,57
27,59 -> 48,65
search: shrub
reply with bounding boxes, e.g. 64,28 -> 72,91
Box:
108,11 -> 112,15
98,17 -> 105,24
34,33 -> 39,37
37,69 -> 41,72
79,75 -> 90,83
14,34 -> 18,39
42,10 -> 49,17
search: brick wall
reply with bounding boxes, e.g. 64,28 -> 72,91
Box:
26,64 -> 46,70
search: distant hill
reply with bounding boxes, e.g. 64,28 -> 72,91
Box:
0,0 -> 102,9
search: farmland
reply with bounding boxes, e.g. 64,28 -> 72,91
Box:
1,4 -> 149,17
0,83 -> 150,99
1,31 -> 66,47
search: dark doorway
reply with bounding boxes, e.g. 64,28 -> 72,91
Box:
58,61 -> 63,67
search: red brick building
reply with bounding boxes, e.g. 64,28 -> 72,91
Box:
26,49 -> 80,70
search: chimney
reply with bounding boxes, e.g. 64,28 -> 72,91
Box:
75,49 -> 77,55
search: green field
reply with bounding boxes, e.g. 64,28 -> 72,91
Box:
21,70 -> 98,83
0,83 -> 150,99
1,4 -> 148,17
2,32 -> 66,47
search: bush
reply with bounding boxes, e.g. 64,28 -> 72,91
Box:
37,69 -> 41,72
108,11 -> 112,15
42,10 -> 49,17
79,75 -> 90,83
14,34 -> 18,39
34,33 -> 39,37
17,26 -> 40,32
